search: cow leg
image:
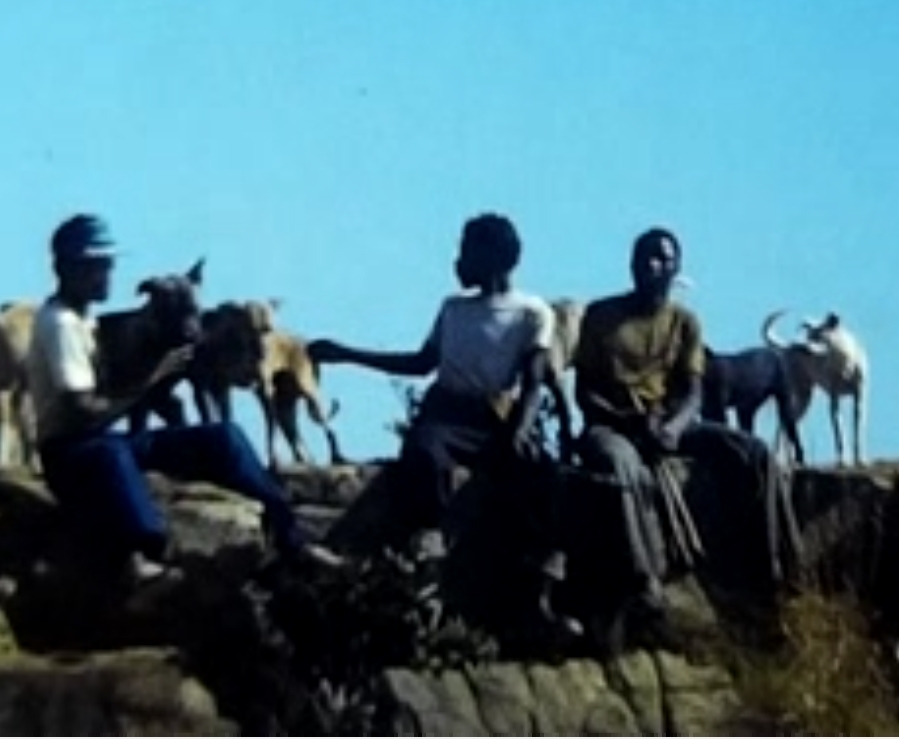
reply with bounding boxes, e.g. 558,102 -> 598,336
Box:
254,381 -> 280,471
273,388 -> 310,465
829,394 -> 845,467
852,388 -> 866,466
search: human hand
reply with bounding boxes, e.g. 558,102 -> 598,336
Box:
307,339 -> 348,364
510,423 -> 542,463
147,345 -> 194,388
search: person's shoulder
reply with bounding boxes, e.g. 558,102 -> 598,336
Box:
668,300 -> 702,329
436,292 -> 473,316
505,290 -> 555,328
36,299 -> 76,326
34,299 -> 90,337
508,289 -> 552,313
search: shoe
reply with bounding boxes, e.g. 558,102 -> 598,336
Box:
125,553 -> 184,610
296,542 -> 347,569
537,579 -> 584,639
128,552 -> 184,586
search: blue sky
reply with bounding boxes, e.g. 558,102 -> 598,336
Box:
1,2 -> 895,464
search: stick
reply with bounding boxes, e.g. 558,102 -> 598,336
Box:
627,390 -> 705,567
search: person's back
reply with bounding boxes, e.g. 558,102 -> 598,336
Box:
431,289 -> 553,412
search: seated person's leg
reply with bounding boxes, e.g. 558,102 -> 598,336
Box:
677,420 -> 771,483
677,421 -> 801,585
129,422 -> 307,555
579,424 -> 653,491
578,424 -> 666,603
41,434 -> 169,565
398,418 -> 495,542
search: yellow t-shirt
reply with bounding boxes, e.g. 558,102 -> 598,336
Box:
573,293 -> 704,415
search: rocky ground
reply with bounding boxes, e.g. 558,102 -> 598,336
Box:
0,459 -> 896,735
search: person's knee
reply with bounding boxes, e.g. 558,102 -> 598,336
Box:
203,421 -> 254,456
579,426 -> 642,477
71,435 -> 138,477
724,426 -> 772,465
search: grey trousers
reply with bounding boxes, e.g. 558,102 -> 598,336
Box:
578,421 -> 801,594
578,425 -> 668,593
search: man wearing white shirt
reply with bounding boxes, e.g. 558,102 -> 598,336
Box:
28,214 -> 342,586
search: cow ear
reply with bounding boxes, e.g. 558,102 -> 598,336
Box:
824,312 -> 840,329
185,257 -> 206,285
136,278 -> 158,296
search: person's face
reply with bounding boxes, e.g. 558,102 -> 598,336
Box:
62,256 -> 114,303
631,239 -> 679,301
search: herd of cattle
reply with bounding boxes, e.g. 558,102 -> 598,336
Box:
0,257 -> 871,474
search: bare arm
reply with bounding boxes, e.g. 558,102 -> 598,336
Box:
661,374 -> 702,439
544,367 -> 576,461
508,348 -> 550,440
58,346 -> 193,435
659,311 -> 705,441
308,339 -> 438,377
59,388 -> 148,434
545,368 -> 572,434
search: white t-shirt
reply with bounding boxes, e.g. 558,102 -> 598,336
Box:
26,298 -> 98,444
425,289 -> 554,400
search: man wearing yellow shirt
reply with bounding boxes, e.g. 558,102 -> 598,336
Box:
574,227 -> 796,632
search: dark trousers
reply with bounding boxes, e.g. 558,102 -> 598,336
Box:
395,387 -> 563,571
578,420 -> 798,593
40,422 -> 304,562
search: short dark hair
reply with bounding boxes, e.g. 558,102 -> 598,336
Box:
459,212 -> 522,276
632,227 -> 681,262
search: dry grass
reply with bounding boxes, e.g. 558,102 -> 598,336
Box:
723,591 -> 899,736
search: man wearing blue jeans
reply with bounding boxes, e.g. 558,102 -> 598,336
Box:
26,213 -> 342,584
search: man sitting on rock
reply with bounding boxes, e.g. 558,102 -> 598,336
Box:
573,227 -> 800,633
26,213 -> 343,587
309,212 -> 579,635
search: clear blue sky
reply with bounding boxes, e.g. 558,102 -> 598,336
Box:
1,2 -> 895,464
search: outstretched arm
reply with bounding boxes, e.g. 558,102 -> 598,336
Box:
307,338 -> 438,377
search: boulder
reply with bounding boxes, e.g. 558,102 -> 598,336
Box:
0,647 -> 236,735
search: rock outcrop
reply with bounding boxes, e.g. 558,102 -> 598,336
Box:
0,458 -> 895,735
0,648 -> 236,736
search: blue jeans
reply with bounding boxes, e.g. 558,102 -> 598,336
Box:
40,422 -> 304,561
